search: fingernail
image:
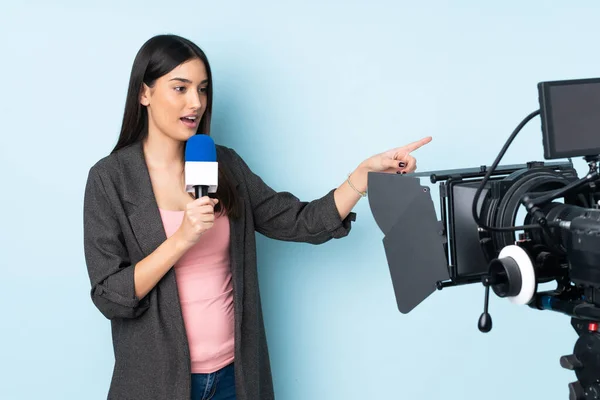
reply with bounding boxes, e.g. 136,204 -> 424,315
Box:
399,162 -> 406,168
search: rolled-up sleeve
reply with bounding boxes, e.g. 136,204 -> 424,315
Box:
230,149 -> 356,244
83,167 -> 150,319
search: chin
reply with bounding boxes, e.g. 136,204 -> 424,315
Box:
176,127 -> 198,141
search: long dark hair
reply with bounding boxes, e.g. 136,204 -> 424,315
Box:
112,34 -> 240,218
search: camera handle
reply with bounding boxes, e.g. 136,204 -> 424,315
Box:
478,278 -> 493,333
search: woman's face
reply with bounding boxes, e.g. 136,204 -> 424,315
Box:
140,58 -> 209,142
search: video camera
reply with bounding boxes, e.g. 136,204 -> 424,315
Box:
368,77 -> 600,400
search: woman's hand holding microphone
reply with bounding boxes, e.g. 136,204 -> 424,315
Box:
175,196 -> 220,250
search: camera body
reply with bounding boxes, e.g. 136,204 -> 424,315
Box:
367,77 -> 600,400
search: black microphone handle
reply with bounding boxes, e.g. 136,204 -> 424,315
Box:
194,185 -> 209,199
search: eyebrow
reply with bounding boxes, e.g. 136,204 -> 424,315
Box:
169,77 -> 209,84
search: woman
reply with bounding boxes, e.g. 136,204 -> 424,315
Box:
83,34 -> 430,400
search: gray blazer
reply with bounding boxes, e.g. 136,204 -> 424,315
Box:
83,141 -> 355,400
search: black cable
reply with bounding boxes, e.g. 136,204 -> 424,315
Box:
471,110 -> 543,232
527,169 -> 599,206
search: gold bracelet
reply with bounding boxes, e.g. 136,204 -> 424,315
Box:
347,173 -> 367,197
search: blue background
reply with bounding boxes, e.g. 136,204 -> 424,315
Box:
1,1 -> 599,399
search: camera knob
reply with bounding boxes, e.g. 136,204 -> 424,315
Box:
561,354 -> 584,370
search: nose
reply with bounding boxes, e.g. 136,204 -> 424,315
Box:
188,90 -> 202,110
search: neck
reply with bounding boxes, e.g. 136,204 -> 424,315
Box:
143,130 -> 185,169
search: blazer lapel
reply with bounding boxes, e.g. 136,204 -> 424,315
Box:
117,142 -> 187,335
216,147 -> 246,321
118,141 -> 168,257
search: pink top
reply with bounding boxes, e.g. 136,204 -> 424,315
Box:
159,208 -> 234,374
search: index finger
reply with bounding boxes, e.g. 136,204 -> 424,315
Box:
404,136 -> 432,153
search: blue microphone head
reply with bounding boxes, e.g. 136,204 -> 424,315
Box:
185,134 -> 217,162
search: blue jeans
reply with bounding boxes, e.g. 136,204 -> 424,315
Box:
190,363 -> 236,400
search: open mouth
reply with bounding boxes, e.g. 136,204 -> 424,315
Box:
180,116 -> 198,128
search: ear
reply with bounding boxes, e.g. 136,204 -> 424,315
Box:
140,83 -> 151,106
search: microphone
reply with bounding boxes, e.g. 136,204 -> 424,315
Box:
184,134 -> 218,199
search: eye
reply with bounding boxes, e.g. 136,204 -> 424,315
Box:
174,86 -> 186,93
199,86 -> 208,93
